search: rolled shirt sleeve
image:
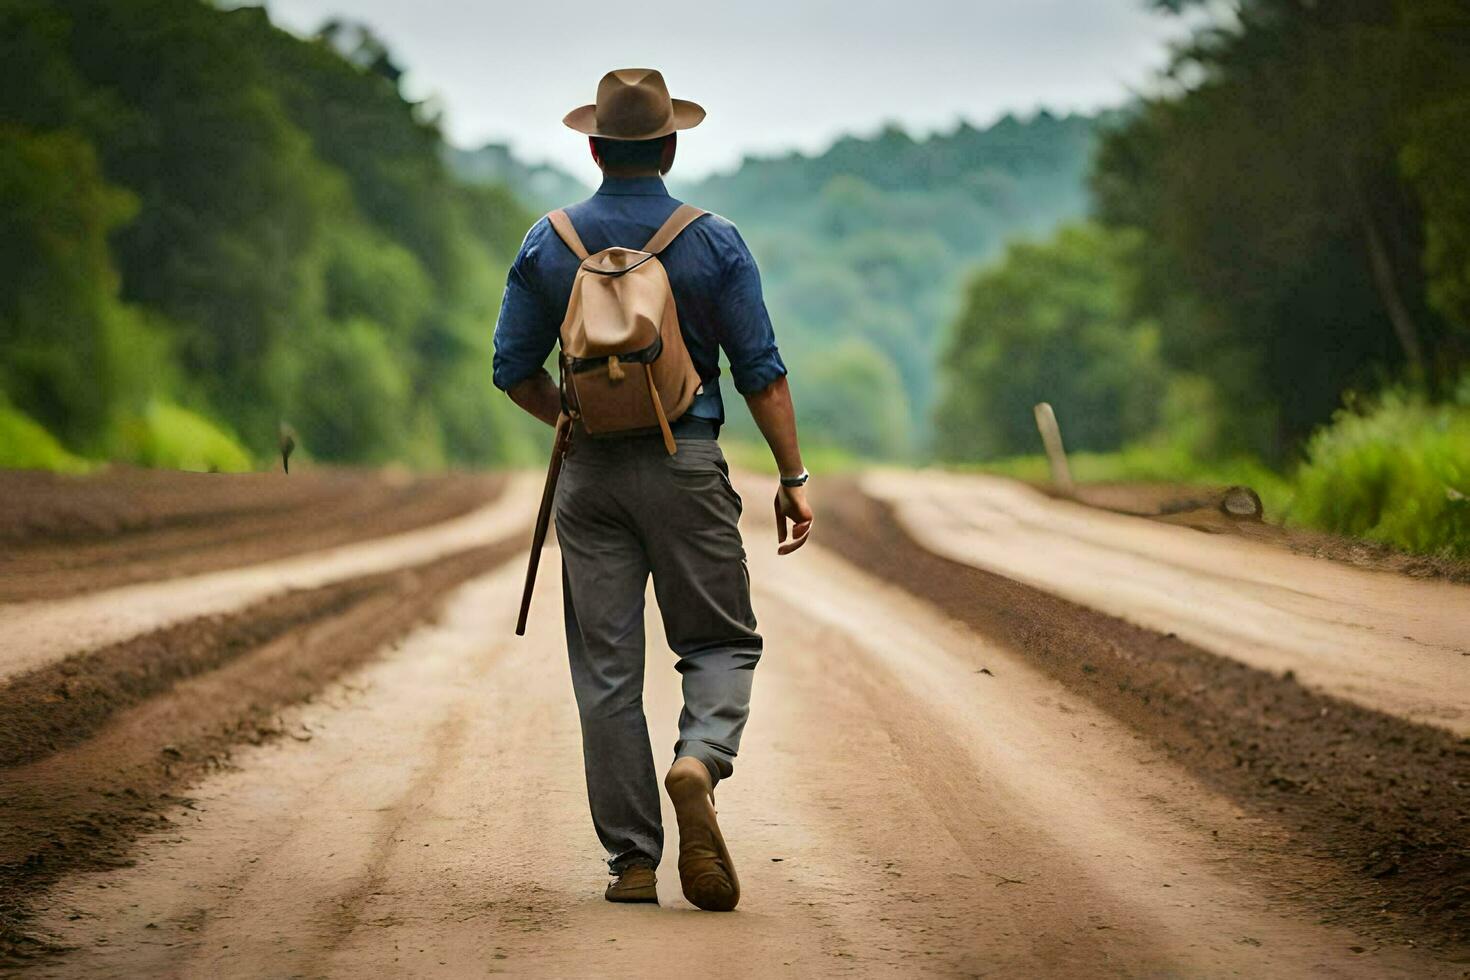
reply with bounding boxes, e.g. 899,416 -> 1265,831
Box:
715,224 -> 787,395
492,219 -> 560,392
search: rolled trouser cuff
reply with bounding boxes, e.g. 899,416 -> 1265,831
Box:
674,740 -> 733,786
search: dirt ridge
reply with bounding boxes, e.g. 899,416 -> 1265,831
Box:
0,537 -> 523,966
819,479 -> 1470,953
0,469 -> 505,602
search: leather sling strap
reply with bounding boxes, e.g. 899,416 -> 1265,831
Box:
642,204 -> 707,254
547,209 -> 589,259
548,204 -> 706,260
644,363 -> 677,455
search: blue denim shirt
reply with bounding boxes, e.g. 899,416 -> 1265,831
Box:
492,176 -> 786,424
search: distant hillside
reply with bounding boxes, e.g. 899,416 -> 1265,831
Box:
682,111 -> 1101,456
448,143 -> 590,213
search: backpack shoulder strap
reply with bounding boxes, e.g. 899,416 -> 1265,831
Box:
546,209 -> 589,260
642,204 -> 707,255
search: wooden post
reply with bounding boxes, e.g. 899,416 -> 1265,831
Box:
1033,402 -> 1074,497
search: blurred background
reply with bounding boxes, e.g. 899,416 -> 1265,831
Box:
1,0 -> 1466,556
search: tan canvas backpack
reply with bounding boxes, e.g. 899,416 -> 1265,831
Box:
546,204 -> 707,454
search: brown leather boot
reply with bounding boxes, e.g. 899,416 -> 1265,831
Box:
665,757 -> 739,911
604,863 -> 659,904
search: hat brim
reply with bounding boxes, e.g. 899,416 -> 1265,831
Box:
562,98 -> 705,139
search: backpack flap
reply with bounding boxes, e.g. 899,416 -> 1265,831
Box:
565,248 -> 664,358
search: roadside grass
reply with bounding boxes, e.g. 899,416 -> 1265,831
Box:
962,391 -> 1470,559
7,384 -> 1464,559
1290,392 -> 1470,557
2,397 -> 254,474
0,404 -> 93,473
110,401 -> 255,473
964,444 -> 1295,519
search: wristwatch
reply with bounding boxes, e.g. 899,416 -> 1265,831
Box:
779,469 -> 810,488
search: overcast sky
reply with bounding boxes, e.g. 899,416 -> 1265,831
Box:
262,0 -> 1188,180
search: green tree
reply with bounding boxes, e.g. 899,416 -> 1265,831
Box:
792,340 -> 912,459
280,318 -> 415,464
935,224 -> 1169,461
689,112 -> 1102,455
0,127 -> 153,449
1096,0 -> 1470,459
1398,0 -> 1470,346
1404,96 -> 1470,342
0,0 -> 534,469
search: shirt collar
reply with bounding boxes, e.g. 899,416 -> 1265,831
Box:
595,176 -> 670,197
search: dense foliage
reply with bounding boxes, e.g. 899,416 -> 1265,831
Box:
1091,0 -> 1470,461
6,0 -> 1464,557
934,223 -> 1172,459
1291,386 -> 1470,556
684,113 -> 1100,457
0,0 -> 539,470
935,0 -> 1470,555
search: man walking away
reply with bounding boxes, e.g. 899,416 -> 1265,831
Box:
493,68 -> 813,912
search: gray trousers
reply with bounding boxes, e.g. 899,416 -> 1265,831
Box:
554,432 -> 761,873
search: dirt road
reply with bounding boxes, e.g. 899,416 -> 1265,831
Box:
3,469 -> 1466,977
1,475 -> 538,681
863,470 -> 1470,735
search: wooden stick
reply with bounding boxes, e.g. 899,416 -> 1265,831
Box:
1033,402 -> 1074,497
516,414 -> 571,636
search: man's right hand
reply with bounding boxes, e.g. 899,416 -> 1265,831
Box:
775,484 -> 813,555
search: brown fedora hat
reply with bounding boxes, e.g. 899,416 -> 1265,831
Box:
564,68 -> 705,141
